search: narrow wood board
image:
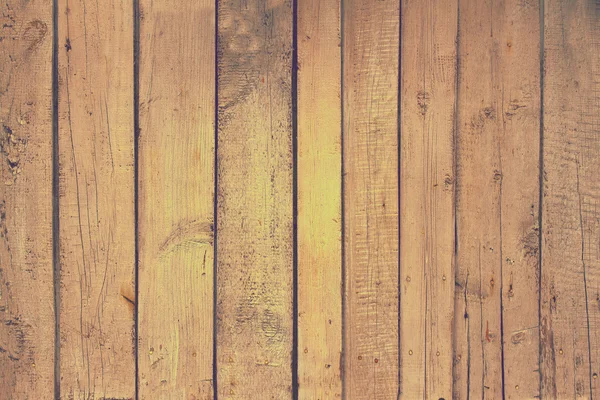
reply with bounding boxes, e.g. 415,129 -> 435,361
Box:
57,0 -> 136,396
216,0 -> 294,397
494,1 -> 541,397
343,0 -> 400,397
453,0 -> 541,398
541,0 -> 600,397
0,0 -> 54,397
297,0 -> 342,397
399,0 -> 457,398
137,1 -> 216,398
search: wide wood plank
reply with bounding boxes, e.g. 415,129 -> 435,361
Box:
216,0 -> 294,397
453,0 -> 541,398
137,0 -> 215,398
399,0 -> 457,398
0,0 -> 54,397
297,0 -> 342,397
541,0 -> 600,398
343,0 -> 400,397
57,0 -> 135,396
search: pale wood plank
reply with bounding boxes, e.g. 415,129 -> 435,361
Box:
541,0 -> 600,398
453,0 -> 541,398
216,0 -> 293,398
137,0 -> 215,398
399,0 -> 457,398
343,0 -> 400,397
297,0 -> 342,397
57,0 -> 136,396
0,0 -> 54,397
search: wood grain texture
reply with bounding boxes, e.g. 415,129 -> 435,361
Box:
453,0 -> 541,398
0,0 -> 54,397
343,0 -> 400,398
297,0 -> 342,397
137,0 -> 215,398
493,1 -> 541,398
57,0 -> 135,397
216,0 -> 293,398
2,1 -> 600,398
541,0 -> 600,398
399,0 -> 457,398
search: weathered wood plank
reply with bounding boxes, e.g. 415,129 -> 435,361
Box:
453,0 -> 541,398
297,0 -> 342,397
343,0 -> 400,397
216,0 -> 294,397
399,0 -> 457,398
495,1 -> 542,398
541,0 -> 600,398
57,0 -> 135,396
0,0 -> 54,397
137,0 -> 216,398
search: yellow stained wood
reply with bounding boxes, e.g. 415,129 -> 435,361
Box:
57,0 -> 135,396
216,0 -> 293,397
399,0 -> 457,398
0,0 -> 54,397
297,0 -> 342,397
453,0 -> 541,398
541,1 -> 600,398
343,0 -> 399,397
137,0 -> 215,398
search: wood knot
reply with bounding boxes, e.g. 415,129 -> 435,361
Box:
417,91 -> 430,115
482,107 -> 495,119
493,170 -> 503,182
22,20 -> 48,53
511,331 -> 526,344
521,227 -> 539,259
1,125 -> 27,183
261,308 -> 281,338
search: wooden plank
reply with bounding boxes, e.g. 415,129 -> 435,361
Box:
541,0 -> 600,398
0,0 -> 54,397
297,0 -> 342,398
57,0 -> 135,396
342,0 -> 399,398
216,0 -> 293,397
398,0 -> 457,398
494,1 -> 542,398
453,0 -> 541,398
137,0 -> 215,398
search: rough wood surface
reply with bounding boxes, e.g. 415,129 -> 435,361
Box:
137,0 -> 216,398
541,0 -> 600,398
399,0 -> 457,398
216,0 -> 294,398
493,1 -> 542,398
343,0 -> 400,398
297,0 -> 342,397
2,1 -> 600,398
453,0 -> 541,398
57,0 -> 136,397
0,0 -> 54,397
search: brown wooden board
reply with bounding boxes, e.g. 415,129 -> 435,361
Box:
57,0 -> 136,396
216,0 -> 294,397
453,0 -> 541,398
399,0 -> 457,398
0,0 -> 54,397
343,0 -> 400,397
137,1 -> 216,398
541,0 -> 600,397
297,0 -> 343,398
